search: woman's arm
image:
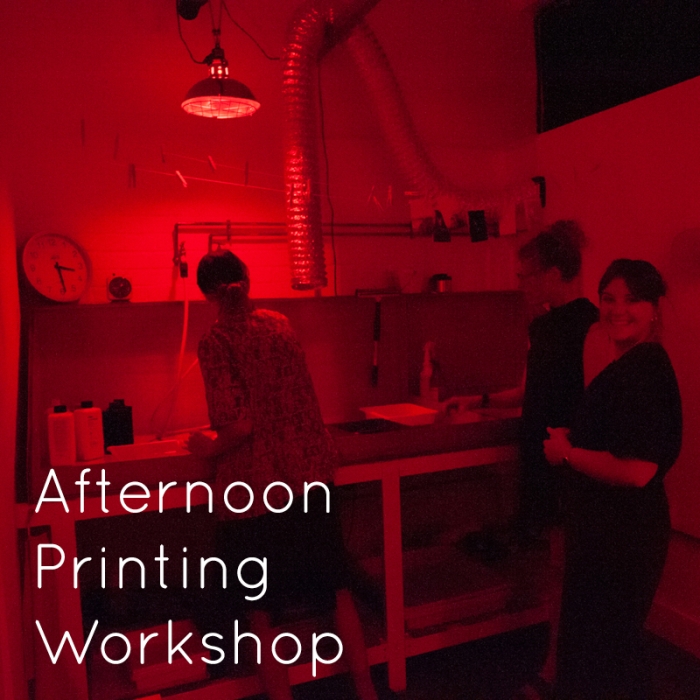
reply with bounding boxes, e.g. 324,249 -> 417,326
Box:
544,427 -> 658,488
186,419 -> 253,458
195,332 -> 253,458
446,367 -> 526,411
583,321 -> 611,387
486,379 -> 526,409
567,447 -> 658,488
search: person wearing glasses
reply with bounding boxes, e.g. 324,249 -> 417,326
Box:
458,221 -> 598,695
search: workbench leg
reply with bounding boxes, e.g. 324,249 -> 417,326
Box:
382,467 -> 406,692
33,519 -> 90,700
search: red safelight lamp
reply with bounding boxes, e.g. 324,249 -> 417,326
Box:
181,36 -> 260,119
178,0 -> 260,120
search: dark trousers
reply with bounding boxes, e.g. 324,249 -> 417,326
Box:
555,493 -> 670,700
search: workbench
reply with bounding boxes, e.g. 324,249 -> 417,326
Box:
17,414 -> 549,700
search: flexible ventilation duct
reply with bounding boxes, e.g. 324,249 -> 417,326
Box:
283,2 -> 538,288
346,20 -> 537,222
283,0 -> 381,290
345,20 -> 454,204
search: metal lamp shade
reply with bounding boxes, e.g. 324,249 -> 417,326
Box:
181,77 -> 260,119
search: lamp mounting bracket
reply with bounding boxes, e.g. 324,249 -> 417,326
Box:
177,0 -> 209,21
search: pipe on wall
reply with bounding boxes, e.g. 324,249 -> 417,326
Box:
346,20 -> 538,225
282,0 -> 381,290
282,1 -> 539,289
345,20 -> 455,205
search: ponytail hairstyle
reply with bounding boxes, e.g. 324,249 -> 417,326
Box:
518,219 -> 587,282
197,250 -> 250,309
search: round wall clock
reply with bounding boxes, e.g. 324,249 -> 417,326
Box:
22,233 -> 90,302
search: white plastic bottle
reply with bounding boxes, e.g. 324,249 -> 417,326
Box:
48,405 -> 77,466
74,400 -> 105,461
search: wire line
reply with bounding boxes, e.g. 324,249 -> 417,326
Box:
177,6 -> 208,64
317,62 -> 338,296
221,0 -> 281,60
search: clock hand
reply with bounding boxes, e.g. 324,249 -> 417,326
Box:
54,262 -> 66,292
56,265 -> 75,272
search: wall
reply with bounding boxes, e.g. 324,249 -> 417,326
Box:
24,292 -> 528,499
537,75 -> 700,656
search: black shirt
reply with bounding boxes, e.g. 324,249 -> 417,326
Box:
520,297 -> 600,465
567,341 -> 682,517
556,342 -> 681,700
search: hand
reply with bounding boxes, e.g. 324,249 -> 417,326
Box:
543,427 -> 572,466
441,395 -> 482,413
185,431 -> 217,458
54,262 -> 66,292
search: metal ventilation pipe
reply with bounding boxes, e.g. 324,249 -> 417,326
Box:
345,20 -> 453,204
282,0 -> 381,290
346,20 -> 537,224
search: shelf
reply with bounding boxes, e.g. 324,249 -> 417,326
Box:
85,607 -> 550,700
22,442 -> 528,700
86,608 -> 386,700
357,543 -> 551,635
404,604 -> 550,659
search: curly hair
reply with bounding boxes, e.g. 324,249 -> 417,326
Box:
518,220 -> 587,282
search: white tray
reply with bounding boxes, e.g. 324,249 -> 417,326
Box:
360,403 -> 438,426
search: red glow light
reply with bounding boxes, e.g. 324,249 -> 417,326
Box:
181,74 -> 260,119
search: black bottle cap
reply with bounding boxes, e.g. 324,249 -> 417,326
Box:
53,405 -> 67,413
110,399 -> 126,408
80,400 -> 93,408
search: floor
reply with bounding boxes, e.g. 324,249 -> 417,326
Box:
290,625 -> 700,700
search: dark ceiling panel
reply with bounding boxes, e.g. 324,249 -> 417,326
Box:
536,0 -> 700,131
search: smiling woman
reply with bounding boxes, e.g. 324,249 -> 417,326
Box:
598,258 -> 667,357
544,258 -> 683,699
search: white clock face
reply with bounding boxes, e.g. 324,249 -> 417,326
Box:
22,234 -> 89,302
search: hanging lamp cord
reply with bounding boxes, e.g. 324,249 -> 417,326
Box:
221,0 -> 281,61
178,0 -> 280,64
177,4 -> 208,64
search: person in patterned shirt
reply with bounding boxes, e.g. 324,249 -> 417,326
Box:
186,250 -> 378,700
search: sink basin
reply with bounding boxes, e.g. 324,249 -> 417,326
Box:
473,407 -> 522,420
443,410 -> 483,425
335,418 -> 404,434
107,440 -> 182,461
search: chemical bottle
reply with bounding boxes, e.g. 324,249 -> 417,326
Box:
48,405 -> 76,466
74,400 -> 105,461
103,399 -> 134,448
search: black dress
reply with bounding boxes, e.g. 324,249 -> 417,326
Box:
519,298 -> 599,533
556,342 -> 682,700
